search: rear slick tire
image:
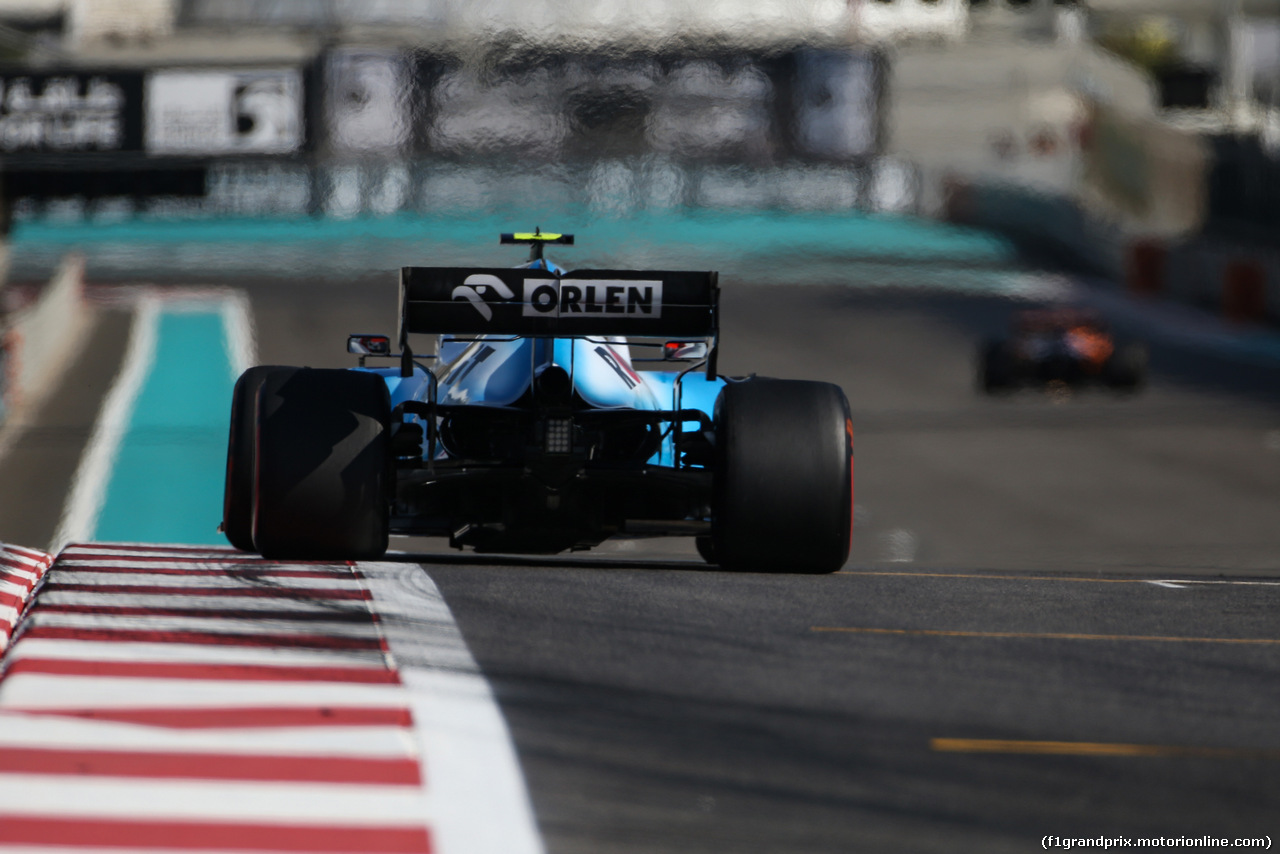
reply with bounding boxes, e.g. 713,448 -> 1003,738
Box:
711,379 -> 854,574
252,367 -> 391,561
222,365 -> 287,553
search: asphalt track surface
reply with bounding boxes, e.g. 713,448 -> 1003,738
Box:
2,273 -> 1279,852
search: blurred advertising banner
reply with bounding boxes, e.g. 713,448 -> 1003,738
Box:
145,68 -> 304,155
793,49 -> 880,160
0,45 -> 885,206
419,47 -> 881,162
0,71 -> 144,154
324,49 -> 412,156
1080,100 -> 1208,237
643,61 -> 772,160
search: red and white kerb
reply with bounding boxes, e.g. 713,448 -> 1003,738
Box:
0,544 -> 434,853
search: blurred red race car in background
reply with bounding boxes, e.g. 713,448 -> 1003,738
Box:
979,307 -> 1147,394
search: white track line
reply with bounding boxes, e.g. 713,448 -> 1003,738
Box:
49,296 -> 160,554
220,290 -> 256,380
360,561 -> 545,854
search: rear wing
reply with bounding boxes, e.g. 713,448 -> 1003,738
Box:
398,267 -> 719,340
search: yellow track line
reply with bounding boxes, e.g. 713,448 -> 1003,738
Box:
810,626 -> 1280,645
931,738 -> 1280,760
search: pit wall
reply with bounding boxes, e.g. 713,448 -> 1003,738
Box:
0,543 -> 53,654
944,179 -> 1280,327
931,85 -> 1277,327
1128,236 -> 1280,325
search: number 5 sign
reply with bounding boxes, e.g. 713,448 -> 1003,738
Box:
145,68 -> 303,155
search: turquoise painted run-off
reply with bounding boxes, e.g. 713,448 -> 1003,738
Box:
94,311 -> 234,546
12,209 -> 1018,278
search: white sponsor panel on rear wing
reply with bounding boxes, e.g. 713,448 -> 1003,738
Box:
522,280 -> 662,318
399,267 -> 714,338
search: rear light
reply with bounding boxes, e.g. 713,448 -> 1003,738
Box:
544,418 -> 572,454
663,341 -> 708,361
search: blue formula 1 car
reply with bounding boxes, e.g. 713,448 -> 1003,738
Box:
221,231 -> 853,573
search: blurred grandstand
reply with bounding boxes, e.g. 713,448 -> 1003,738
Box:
0,0 -> 1272,317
